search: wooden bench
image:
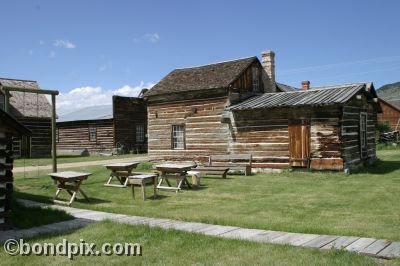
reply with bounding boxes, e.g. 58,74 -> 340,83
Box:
196,154 -> 252,177
193,166 -> 230,179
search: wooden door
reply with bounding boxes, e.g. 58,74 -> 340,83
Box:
289,121 -> 310,167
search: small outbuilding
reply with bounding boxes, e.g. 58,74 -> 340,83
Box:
0,78 -> 52,158
56,95 -> 147,154
0,108 -> 31,230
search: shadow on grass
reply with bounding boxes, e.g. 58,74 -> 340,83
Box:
14,191 -> 112,205
202,175 -> 234,180
355,159 -> 400,174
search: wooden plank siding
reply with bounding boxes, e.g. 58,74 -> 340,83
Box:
148,97 -> 229,162
113,96 -> 148,153
377,100 -> 400,130
12,117 -> 51,158
231,107 -> 343,170
56,119 -> 114,153
341,95 -> 377,170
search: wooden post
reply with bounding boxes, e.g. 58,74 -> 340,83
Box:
4,92 -> 9,113
51,94 -> 57,172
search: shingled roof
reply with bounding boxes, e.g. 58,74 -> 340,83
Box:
229,83 -> 376,110
0,78 -> 52,118
145,57 -> 258,97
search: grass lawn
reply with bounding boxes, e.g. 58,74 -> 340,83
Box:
13,150 -> 400,241
11,200 -> 73,229
13,153 -> 147,168
0,220 -> 385,266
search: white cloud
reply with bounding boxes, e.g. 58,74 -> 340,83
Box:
134,33 -> 160,44
54,39 -> 76,49
144,33 -> 160,43
56,82 -> 155,115
49,50 -> 56,58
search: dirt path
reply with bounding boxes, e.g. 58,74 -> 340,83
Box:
13,156 -> 149,173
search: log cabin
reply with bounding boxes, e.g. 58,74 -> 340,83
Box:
56,95 -> 147,154
0,78 -> 52,158
144,51 -> 381,171
0,108 -> 31,230
377,98 -> 400,130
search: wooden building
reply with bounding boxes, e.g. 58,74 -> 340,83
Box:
56,95 -> 147,154
0,108 -> 31,230
377,98 -> 400,130
145,51 -> 381,171
0,78 -> 52,158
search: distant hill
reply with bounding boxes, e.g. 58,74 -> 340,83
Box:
377,82 -> 400,109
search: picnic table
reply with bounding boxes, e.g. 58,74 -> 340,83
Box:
48,171 -> 91,206
155,164 -> 196,193
104,162 -> 140,188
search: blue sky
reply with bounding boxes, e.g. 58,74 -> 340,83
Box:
1,0 -> 400,113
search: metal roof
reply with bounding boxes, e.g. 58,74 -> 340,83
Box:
229,83 -> 368,110
57,105 -> 113,123
276,82 -> 297,92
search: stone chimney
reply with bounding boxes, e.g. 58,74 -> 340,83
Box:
261,50 -> 276,92
301,80 -> 310,90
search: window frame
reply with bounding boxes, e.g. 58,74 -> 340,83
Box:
88,125 -> 97,142
359,112 -> 367,157
136,124 -> 145,143
171,124 -> 185,150
252,66 -> 260,92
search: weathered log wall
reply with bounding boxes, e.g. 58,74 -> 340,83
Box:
56,119 -> 114,153
148,97 -> 230,161
113,96 -> 147,153
147,93 -> 377,171
341,96 -> 377,170
0,132 -> 14,230
13,117 -> 51,158
231,107 -> 343,170
377,100 -> 400,130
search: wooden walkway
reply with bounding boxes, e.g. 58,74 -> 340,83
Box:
9,199 -> 400,259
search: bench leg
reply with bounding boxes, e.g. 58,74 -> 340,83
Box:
79,188 -> 90,202
153,177 -> 157,199
141,181 -> 146,200
131,185 -> 135,200
68,191 -> 77,206
54,188 -> 62,200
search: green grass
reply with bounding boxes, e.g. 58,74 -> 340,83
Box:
13,153 -> 147,168
13,150 -> 400,241
11,200 -> 73,229
0,220 -> 384,266
377,142 -> 400,150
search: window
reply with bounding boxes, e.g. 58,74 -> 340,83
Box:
136,124 -> 145,143
172,124 -> 185,149
360,113 -> 367,157
89,126 -> 97,141
252,67 -> 260,92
